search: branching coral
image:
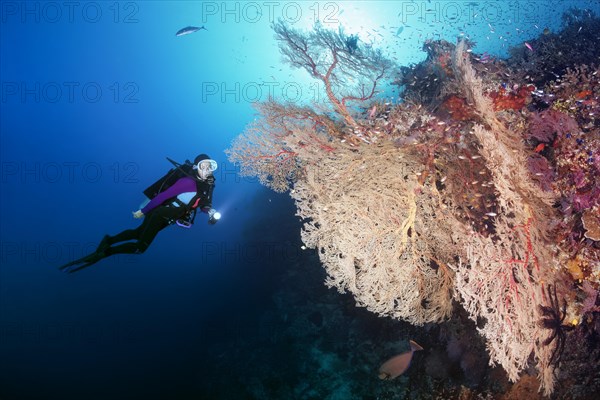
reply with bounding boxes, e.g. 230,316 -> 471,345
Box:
273,21 -> 393,134
291,142 -> 460,325
226,21 -> 600,398
225,101 -> 338,193
451,40 -> 561,396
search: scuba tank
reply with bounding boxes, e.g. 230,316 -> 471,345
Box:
143,157 -> 195,200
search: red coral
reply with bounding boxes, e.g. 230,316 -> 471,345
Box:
440,95 -> 475,121
575,90 -> 593,99
489,84 -> 535,111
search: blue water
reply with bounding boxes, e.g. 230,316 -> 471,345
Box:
2,1 -> 600,399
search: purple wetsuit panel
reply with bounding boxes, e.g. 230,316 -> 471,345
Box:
141,177 -> 197,214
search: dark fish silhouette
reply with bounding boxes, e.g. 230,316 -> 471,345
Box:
175,26 -> 207,37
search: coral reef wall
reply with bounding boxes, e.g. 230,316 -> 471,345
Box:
227,12 -> 600,397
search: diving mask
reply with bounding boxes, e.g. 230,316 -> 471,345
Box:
194,159 -> 218,180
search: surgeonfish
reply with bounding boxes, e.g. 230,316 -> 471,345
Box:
378,340 -> 424,380
175,26 -> 207,37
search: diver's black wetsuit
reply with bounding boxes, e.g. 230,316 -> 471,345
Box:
103,205 -> 185,256
60,173 -> 214,273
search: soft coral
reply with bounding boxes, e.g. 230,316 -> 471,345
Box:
489,84 -> 535,111
440,95 -> 476,121
527,109 -> 579,142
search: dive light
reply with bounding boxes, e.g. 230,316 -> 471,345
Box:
208,208 -> 221,225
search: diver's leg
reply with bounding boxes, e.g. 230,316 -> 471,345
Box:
95,213 -> 155,253
59,223 -> 146,273
104,207 -> 177,255
102,228 -> 138,247
59,228 -> 146,273
60,207 -> 180,272
135,207 -> 182,249
68,220 -> 164,270
100,207 -> 168,247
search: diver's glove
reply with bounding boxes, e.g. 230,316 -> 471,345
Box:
132,210 -> 144,219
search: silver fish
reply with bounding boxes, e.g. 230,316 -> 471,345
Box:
175,26 -> 207,37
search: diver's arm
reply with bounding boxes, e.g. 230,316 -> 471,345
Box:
198,176 -> 215,213
141,177 -> 197,214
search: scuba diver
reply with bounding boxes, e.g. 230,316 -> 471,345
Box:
59,154 -> 221,273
